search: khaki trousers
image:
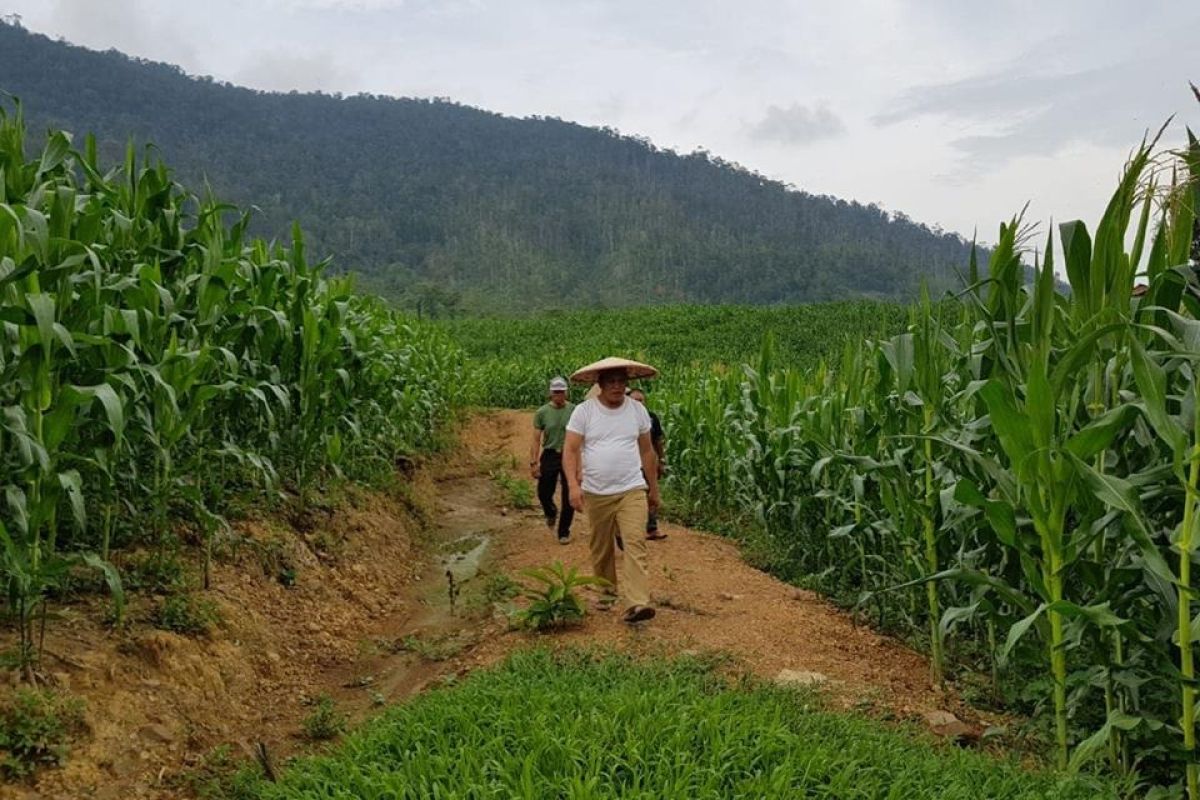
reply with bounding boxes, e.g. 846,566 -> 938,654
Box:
584,489 -> 651,609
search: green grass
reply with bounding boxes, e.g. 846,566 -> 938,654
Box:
490,469 -> 535,509
153,592 -> 222,636
235,649 -> 1115,799
301,695 -> 347,742
397,633 -> 472,662
0,688 -> 86,780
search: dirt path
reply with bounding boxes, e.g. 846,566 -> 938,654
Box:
10,408 -> 975,799
460,410 -> 959,720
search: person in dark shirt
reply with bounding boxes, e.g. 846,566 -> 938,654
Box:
530,376 -> 576,543
629,389 -> 666,540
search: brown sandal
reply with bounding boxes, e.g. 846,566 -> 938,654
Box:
622,605 -> 656,624
645,531 -> 667,541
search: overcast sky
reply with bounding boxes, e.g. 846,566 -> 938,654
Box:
4,0 -> 1198,245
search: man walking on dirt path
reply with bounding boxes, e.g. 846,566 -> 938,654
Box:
531,376 -> 576,544
563,357 -> 661,624
629,388 -> 667,541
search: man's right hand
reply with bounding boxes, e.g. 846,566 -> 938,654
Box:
530,464 -> 540,479
569,486 -> 584,512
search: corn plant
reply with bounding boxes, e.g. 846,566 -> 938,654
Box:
0,102 -> 462,673
654,116 -> 1200,792
515,562 -> 608,631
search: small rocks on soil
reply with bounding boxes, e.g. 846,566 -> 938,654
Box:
774,669 -> 829,687
922,710 -> 979,742
139,723 -> 175,744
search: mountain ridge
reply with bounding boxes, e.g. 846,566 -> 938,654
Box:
0,20 -> 984,313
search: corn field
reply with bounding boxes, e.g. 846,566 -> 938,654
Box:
0,104 -> 462,672
6,81 -> 1198,795
441,302 -> 911,408
664,126 -> 1200,792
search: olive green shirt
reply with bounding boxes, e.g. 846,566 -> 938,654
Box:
534,402 -> 575,453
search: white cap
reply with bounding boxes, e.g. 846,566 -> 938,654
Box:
549,376 -> 568,392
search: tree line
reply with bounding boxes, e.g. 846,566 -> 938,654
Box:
0,20 -> 984,313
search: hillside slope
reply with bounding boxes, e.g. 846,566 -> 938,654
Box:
0,21 -> 980,312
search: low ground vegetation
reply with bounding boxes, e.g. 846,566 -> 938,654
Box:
515,562 -> 604,631
301,695 -> 347,742
0,688 -> 85,780
225,649 -> 1119,799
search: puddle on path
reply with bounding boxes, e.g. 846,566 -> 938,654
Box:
329,476 -> 519,713
441,533 -> 491,583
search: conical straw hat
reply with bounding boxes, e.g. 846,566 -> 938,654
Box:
570,356 -> 659,384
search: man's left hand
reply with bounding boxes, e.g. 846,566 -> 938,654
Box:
648,488 -> 661,515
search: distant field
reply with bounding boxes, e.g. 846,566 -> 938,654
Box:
439,301 -> 911,407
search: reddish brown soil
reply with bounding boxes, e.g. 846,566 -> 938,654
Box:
3,409 -> 984,799
0,471 -> 476,800
463,410 -> 958,718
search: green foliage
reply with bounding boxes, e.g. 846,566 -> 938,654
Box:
460,572 -> 522,618
249,535 -> 298,588
0,104 -> 462,670
443,302 -> 911,408
661,124 -> 1200,791
490,470 -> 534,509
122,550 -> 189,593
398,633 -> 470,662
301,695 -> 346,742
515,562 -> 607,631
481,572 -> 521,603
224,649 -> 1118,798
0,688 -> 85,780
179,744 -> 261,800
154,592 -> 221,636
0,22 -> 982,314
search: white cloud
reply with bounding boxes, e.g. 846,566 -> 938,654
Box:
747,103 -> 846,145
41,0 -> 201,72
236,50 -> 359,94
264,0 -> 409,9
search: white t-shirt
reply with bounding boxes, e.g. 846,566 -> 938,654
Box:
566,397 -> 652,495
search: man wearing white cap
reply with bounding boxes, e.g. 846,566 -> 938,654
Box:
530,376 -> 576,544
563,357 -> 660,624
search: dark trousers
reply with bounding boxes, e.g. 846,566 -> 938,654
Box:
537,449 -> 574,539
640,468 -> 658,532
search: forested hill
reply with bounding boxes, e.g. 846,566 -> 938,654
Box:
0,21 -> 982,313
